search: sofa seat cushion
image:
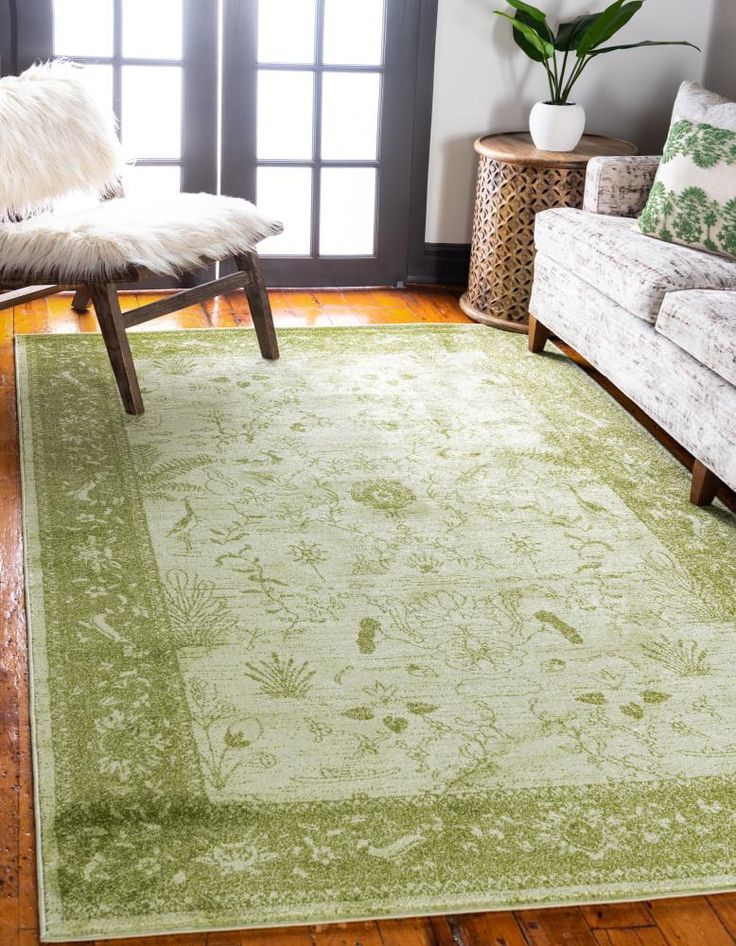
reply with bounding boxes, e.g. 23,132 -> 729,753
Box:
656,289 -> 736,386
535,207 -> 736,323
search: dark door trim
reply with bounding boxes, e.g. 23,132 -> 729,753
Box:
15,0 -> 51,71
406,0 -> 443,284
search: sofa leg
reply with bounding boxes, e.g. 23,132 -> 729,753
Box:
690,460 -> 721,507
528,315 -> 552,354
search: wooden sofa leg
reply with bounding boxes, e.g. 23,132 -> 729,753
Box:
91,284 -> 145,416
71,286 -> 92,312
528,315 -> 552,354
238,252 -> 279,360
690,460 -> 720,507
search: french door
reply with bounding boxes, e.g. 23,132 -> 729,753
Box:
222,0 -> 420,286
17,0 -> 424,287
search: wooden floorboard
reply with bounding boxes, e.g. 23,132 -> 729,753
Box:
1,287 -> 734,946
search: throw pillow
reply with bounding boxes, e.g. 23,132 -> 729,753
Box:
638,82 -> 736,259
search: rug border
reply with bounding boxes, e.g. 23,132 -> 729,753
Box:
15,336 -> 63,939
36,883 -> 736,943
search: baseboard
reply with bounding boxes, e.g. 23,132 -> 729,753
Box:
407,242 -> 470,287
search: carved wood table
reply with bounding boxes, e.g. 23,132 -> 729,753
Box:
460,133 -> 637,333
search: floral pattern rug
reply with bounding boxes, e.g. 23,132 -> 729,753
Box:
17,326 -> 736,942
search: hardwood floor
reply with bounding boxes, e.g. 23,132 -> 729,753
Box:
1,287 -> 734,946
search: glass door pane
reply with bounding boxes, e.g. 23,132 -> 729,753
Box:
257,167 -> 312,256
257,0 -> 316,64
321,72 -> 381,160
320,168 -> 376,256
122,0 -> 183,59
256,71 -> 314,160
122,65 -> 183,162
322,0 -> 385,65
53,0 -> 114,57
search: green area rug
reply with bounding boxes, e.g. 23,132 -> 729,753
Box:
17,326 -> 736,942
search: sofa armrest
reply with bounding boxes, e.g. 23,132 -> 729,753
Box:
583,155 -> 661,218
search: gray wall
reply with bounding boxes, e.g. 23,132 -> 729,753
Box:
426,0 -> 723,244
704,0 -> 736,100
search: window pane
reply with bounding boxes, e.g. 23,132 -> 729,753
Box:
258,0 -> 316,64
321,73 -> 380,160
78,64 -> 114,116
122,66 -> 182,160
257,71 -> 313,160
123,0 -> 182,59
323,0 -> 385,65
257,167 -> 312,256
320,168 -> 375,256
122,165 -> 181,198
54,0 -> 113,57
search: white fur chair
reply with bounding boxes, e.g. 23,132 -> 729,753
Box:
0,62 -> 283,414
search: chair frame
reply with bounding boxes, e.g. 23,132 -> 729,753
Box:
0,251 -> 279,415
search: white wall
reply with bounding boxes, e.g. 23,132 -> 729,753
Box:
425,0 -> 719,244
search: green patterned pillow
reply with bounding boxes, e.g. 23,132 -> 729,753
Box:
638,116 -> 736,259
639,82 -> 736,258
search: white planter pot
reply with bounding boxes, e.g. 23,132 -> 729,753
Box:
529,102 -> 586,152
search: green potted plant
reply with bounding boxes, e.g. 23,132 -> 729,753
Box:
495,0 -> 699,152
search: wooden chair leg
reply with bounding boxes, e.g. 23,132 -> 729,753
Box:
90,284 -> 145,416
690,460 -> 721,507
71,286 -> 92,312
528,315 -> 552,354
237,252 -> 279,360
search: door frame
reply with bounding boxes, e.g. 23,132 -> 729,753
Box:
221,0 -> 434,288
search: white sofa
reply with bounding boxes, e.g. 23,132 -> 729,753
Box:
528,154 -> 736,506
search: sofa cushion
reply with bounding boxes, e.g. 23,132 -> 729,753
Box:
535,207 -> 736,323
637,82 -> 736,260
656,290 -> 736,386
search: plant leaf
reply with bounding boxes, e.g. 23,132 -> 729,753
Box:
495,11 -> 554,61
505,0 -> 547,23
588,39 -> 701,56
577,0 -> 643,58
514,10 -> 555,56
554,14 -> 600,51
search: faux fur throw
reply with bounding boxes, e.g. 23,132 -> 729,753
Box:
0,193 -> 283,280
0,61 -> 123,219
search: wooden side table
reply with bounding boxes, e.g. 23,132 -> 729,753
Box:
460,133 -> 637,333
